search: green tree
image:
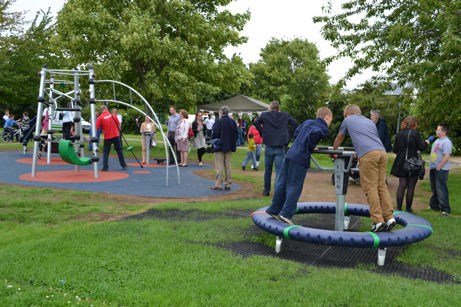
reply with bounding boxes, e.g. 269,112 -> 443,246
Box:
54,0 -> 251,112
0,6 -> 63,116
247,38 -> 330,122
314,0 -> 461,151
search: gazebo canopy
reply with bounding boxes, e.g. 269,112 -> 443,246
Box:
199,95 -> 270,112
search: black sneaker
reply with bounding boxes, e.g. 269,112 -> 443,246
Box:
262,191 -> 270,196
122,166 -> 128,170
101,168 -> 108,172
242,166 -> 246,171
278,215 -> 294,225
405,208 -> 414,213
371,222 -> 386,232
384,218 -> 396,232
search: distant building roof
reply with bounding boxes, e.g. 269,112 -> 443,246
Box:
199,95 -> 270,112
383,83 -> 414,95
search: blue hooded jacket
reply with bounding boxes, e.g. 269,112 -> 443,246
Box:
285,117 -> 329,168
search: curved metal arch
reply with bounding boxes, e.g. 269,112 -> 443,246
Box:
94,80 -> 180,186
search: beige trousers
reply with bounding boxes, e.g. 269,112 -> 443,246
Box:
359,150 -> 394,223
214,151 -> 232,188
141,133 -> 155,162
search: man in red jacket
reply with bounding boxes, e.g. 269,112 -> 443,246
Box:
96,105 -> 128,171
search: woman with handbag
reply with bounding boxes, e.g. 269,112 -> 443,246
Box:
390,116 -> 430,212
175,110 -> 190,167
191,111 -> 207,167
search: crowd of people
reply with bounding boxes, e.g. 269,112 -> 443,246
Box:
3,101 -> 453,224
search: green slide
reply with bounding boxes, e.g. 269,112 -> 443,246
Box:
58,140 -> 92,166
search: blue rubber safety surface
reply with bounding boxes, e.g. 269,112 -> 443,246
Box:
1,151 -> 241,198
252,202 -> 433,248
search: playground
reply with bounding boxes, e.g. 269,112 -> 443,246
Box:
1,137 -> 460,305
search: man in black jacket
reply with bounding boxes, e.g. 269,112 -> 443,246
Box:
254,101 -> 298,196
210,106 -> 238,191
370,110 -> 392,152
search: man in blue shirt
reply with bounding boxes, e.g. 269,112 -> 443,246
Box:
167,106 -> 181,164
4,114 -> 20,142
265,107 -> 331,224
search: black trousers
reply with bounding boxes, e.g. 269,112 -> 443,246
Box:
167,131 -> 181,164
62,122 -> 73,140
102,137 -> 127,170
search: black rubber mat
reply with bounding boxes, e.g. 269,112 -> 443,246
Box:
124,208 -> 459,284
122,208 -> 251,222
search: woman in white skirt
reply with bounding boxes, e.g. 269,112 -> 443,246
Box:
191,111 -> 207,167
175,109 -> 190,167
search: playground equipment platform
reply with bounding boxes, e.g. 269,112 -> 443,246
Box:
2,151 -> 241,198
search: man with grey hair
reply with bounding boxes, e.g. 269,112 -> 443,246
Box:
370,110 -> 392,152
210,106 -> 238,190
334,104 -> 395,232
254,101 -> 298,196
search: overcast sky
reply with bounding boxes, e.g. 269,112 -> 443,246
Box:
11,0 -> 374,89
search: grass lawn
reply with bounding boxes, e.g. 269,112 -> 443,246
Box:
0,140 -> 460,305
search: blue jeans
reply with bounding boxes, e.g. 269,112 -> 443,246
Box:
88,128 -> 101,151
255,144 -> 262,162
237,133 -> 245,146
264,145 -> 285,193
242,151 -> 256,168
429,169 -> 450,213
102,137 -> 127,170
266,159 -> 307,219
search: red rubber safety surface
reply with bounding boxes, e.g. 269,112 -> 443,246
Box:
19,170 -> 129,183
133,171 -> 151,174
16,157 -> 69,165
127,162 -> 164,168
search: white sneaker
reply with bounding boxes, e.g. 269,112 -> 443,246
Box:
256,161 -> 260,167
384,218 -> 396,232
371,222 -> 386,232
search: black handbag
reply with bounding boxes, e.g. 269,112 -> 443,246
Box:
211,119 -> 223,152
403,130 -> 425,178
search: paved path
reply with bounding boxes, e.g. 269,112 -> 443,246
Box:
1,151 -> 241,198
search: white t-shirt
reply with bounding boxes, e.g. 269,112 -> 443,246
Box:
205,117 -> 215,130
116,114 -> 122,126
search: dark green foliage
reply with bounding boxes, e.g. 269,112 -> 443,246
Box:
314,0 -> 461,152
54,0 -> 252,110
0,7 -> 63,116
246,38 -> 330,122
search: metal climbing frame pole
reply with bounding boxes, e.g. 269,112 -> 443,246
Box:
31,66 -> 47,177
88,66 -> 98,178
73,69 -> 81,173
312,147 -> 357,231
46,76 -> 54,164
334,158 -> 346,231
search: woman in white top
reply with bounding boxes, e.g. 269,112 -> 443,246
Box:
140,116 -> 156,164
175,109 -> 190,167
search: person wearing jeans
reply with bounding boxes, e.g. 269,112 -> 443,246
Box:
428,123 -> 452,216
254,101 -> 298,196
266,108 -> 332,224
263,145 -> 285,194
